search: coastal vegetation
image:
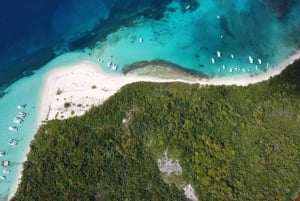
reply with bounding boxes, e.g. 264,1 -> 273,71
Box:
12,60 -> 300,201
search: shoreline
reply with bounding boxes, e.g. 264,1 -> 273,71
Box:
8,49 -> 300,200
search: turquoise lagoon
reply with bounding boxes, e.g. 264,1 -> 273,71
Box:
1,0 -> 300,200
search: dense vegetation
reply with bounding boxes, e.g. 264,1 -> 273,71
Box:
12,60 -> 300,201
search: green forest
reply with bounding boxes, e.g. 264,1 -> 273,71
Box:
12,60 -> 300,201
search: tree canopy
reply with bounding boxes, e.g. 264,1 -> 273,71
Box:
12,59 -> 300,201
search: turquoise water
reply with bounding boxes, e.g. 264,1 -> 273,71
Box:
95,0 -> 299,76
1,0 -> 300,200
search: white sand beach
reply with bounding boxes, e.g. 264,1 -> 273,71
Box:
8,49 -> 300,200
38,49 -> 300,124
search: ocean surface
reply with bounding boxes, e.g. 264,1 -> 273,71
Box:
0,0 -> 300,199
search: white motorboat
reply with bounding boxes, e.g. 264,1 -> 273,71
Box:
17,112 -> 27,118
3,170 -> 10,174
0,152 -> 5,157
139,37 -> 143,43
0,176 -> 6,180
9,139 -> 18,146
248,56 -> 253,64
8,126 -> 18,131
217,50 -> 221,58
230,53 -> 234,59
258,58 -> 262,64
13,117 -> 23,124
211,57 -> 215,64
17,104 -> 26,109
111,64 -> 118,71
107,61 -> 112,68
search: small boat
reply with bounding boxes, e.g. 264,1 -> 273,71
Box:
13,117 -> 23,124
139,37 -> 143,43
217,50 -> 221,58
3,170 -> 10,174
8,126 -> 18,131
111,64 -> 118,71
17,104 -> 26,109
258,58 -> 262,64
230,53 -> 234,59
9,139 -> 18,146
248,56 -> 253,64
0,176 -> 6,180
222,65 -> 226,70
107,61 -> 112,68
229,68 -> 233,73
17,112 -> 27,118
97,58 -> 103,63
211,58 -> 215,64
0,152 -> 5,157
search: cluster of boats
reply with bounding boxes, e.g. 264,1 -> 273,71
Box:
1,104 -> 27,180
97,56 -> 118,71
8,104 -> 27,133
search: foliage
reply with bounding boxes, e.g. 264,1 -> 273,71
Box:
12,60 -> 300,201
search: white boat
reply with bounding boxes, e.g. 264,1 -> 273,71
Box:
9,139 -> 18,146
107,61 -> 112,68
217,50 -> 221,58
211,57 -> 215,64
258,58 -> 262,64
222,65 -> 226,70
139,37 -> 143,43
8,126 -> 18,131
13,117 -> 23,124
17,112 -> 27,118
111,64 -> 118,71
3,170 -> 10,174
17,104 -> 26,109
248,56 -> 253,64
230,53 -> 234,59
97,58 -> 103,63
0,176 -> 6,180
0,152 -> 5,157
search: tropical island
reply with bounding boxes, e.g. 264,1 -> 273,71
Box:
10,58 -> 300,200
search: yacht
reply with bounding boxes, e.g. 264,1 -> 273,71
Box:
9,139 -> 18,146
0,176 -> 6,180
107,61 -> 112,68
211,58 -> 215,64
0,152 -> 5,157
258,58 -> 262,64
13,117 -> 23,124
17,112 -> 27,119
248,56 -> 253,64
8,126 -> 18,131
139,37 -> 143,43
111,64 -> 118,71
17,104 -> 26,109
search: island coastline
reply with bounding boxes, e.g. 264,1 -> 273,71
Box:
8,49 -> 300,200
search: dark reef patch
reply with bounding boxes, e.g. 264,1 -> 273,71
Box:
122,59 -> 208,80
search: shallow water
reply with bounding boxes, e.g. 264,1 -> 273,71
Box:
0,0 -> 300,199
